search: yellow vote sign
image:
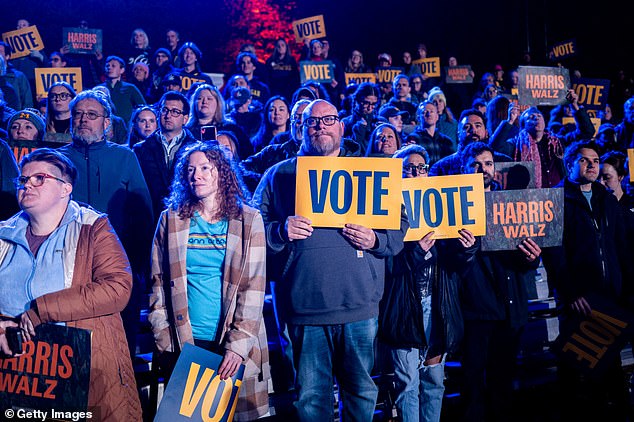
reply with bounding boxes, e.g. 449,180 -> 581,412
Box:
402,173 -> 486,241
412,57 -> 441,77
2,26 -> 45,59
292,15 -> 327,43
295,156 -> 403,229
35,67 -> 83,100
344,73 -> 377,85
629,149 -> 634,182
562,117 -> 601,137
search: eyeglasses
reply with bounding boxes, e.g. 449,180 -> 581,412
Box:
72,110 -> 105,120
51,58 -> 61,63
161,107 -> 184,117
49,92 -> 72,101
15,173 -> 67,188
291,113 -> 303,125
304,115 -> 339,128
403,164 -> 429,174
361,100 -> 378,108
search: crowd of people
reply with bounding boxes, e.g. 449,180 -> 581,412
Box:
1,16 -> 634,422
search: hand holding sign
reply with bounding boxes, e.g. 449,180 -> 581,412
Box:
565,88 -> 580,110
342,223 -> 377,250
417,231 -> 436,252
18,311 -> 35,342
508,102 -> 520,124
571,296 -> 592,317
457,228 -> 476,248
218,350 -> 243,380
517,238 -> 541,262
0,320 -> 19,355
286,215 -> 313,241
1,26 -> 44,59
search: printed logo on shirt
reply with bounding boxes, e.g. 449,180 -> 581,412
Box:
187,233 -> 227,250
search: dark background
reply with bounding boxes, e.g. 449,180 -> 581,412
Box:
2,0 -> 630,86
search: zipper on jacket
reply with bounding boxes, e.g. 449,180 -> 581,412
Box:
26,259 -> 37,302
84,145 -> 91,204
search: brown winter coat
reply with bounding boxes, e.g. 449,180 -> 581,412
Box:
24,204 -> 142,421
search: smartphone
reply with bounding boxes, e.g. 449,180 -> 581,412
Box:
6,326 -> 24,355
200,125 -> 217,141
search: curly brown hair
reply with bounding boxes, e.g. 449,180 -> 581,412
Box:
165,142 -> 249,220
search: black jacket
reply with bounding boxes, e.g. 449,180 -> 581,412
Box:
133,129 -> 197,221
406,127 -> 455,165
449,235 -> 538,329
382,242 -> 464,356
547,179 -> 632,304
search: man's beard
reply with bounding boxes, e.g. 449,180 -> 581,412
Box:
483,172 -> 493,188
303,133 -> 339,156
72,131 -> 102,144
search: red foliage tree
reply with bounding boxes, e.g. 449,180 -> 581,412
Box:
220,0 -> 300,74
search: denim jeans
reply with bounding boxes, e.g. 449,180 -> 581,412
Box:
391,295 -> 445,422
289,318 -> 379,422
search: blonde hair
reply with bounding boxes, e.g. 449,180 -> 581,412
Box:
131,28 -> 149,49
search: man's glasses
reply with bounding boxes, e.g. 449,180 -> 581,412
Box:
161,107 -> 184,117
49,92 -> 72,101
15,173 -> 67,188
403,164 -> 429,174
291,113 -> 304,124
72,110 -> 105,120
361,100 -> 378,108
304,115 -> 339,128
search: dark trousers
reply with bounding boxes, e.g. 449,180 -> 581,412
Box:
460,319 -> 522,422
556,315 -> 629,422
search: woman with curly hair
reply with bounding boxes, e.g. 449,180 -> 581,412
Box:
149,142 -> 270,421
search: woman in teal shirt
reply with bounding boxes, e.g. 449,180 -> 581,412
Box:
149,142 -> 270,421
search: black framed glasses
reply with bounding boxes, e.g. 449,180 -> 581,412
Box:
360,100 -> 378,108
403,164 -> 429,174
160,107 -> 184,117
49,92 -> 72,101
304,115 -> 339,128
15,173 -> 67,188
72,110 -> 105,120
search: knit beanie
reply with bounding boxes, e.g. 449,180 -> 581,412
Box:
8,108 -> 46,141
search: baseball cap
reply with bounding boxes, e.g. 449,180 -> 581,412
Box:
162,73 -> 182,87
379,105 -> 409,121
230,86 -> 251,107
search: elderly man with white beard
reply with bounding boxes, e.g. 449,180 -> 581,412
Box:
58,89 -> 153,359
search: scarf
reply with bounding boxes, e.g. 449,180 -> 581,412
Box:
515,129 -> 563,188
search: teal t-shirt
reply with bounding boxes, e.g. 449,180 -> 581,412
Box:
186,213 -> 228,341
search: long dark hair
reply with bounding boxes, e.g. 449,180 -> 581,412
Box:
165,142 -> 249,220
251,95 -> 290,151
